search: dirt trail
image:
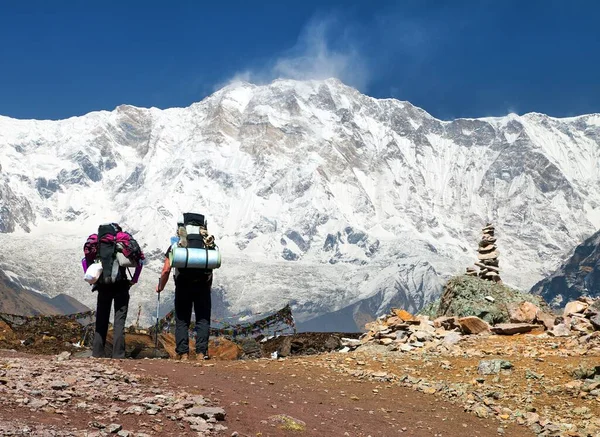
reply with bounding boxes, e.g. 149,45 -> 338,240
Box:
117,355 -> 533,437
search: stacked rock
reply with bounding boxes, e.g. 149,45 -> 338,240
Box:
473,223 -> 501,283
465,266 -> 478,277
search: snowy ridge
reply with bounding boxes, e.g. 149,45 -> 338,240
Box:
0,78 -> 599,328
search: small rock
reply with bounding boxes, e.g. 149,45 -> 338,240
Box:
549,323 -> 571,337
123,405 -> 145,415
55,351 -> 72,362
442,332 -> 462,346
474,405 -> 490,418
414,331 -> 433,342
90,421 -> 106,429
433,316 -> 458,330
29,399 -> 49,409
268,414 -> 306,431
525,369 -> 543,380
573,406 -> 590,416
525,412 -> 540,425
393,309 -> 417,322
107,424 -> 122,433
50,381 -> 69,390
185,406 -> 226,421
190,421 -> 212,432
477,360 -> 513,375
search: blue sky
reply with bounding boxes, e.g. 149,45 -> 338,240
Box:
1,0 -> 598,120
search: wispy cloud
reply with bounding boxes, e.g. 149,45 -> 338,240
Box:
215,9 -> 438,96
215,15 -> 369,92
270,16 -> 368,89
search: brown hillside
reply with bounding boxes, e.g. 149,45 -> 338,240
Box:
0,270 -> 89,316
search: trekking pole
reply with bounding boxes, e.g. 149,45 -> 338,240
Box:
155,287 -> 161,350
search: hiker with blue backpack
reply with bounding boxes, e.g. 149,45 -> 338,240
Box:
82,223 -> 145,358
156,213 -> 221,361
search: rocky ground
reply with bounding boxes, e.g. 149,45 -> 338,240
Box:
0,348 -> 533,437
338,333 -> 600,436
0,328 -> 600,436
2,276 -> 600,436
1,327 -> 599,436
0,350 -> 227,436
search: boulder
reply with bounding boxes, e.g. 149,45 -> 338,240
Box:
432,275 -> 549,325
564,301 -> 589,317
508,301 -> 540,324
569,316 -> 594,333
490,323 -> 540,335
237,337 -> 262,359
458,316 -> 491,335
535,312 -> 558,331
208,337 -> 243,360
549,323 -> 571,337
105,331 -> 170,359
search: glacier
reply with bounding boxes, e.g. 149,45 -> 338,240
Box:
0,78 -> 599,329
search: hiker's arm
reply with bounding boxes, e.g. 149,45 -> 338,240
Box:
130,261 -> 143,285
156,257 -> 171,292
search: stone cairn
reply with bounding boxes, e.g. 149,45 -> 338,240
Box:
465,223 -> 501,283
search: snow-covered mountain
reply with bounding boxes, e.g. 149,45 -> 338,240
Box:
1,78 -> 599,329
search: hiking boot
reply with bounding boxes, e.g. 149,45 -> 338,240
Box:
176,353 -> 189,361
196,352 -> 210,361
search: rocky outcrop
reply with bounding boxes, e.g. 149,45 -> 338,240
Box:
352,295 -> 600,358
422,275 -> 548,325
530,228 -> 600,307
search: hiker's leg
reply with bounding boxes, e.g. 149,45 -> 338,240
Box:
92,289 -> 112,358
194,274 -> 213,356
112,284 -> 130,359
174,281 -> 193,355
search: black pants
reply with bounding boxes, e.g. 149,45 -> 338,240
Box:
92,282 -> 130,358
174,273 -> 212,355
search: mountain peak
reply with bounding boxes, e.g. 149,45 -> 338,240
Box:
0,79 -> 599,328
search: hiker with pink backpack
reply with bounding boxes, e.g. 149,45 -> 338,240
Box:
82,223 -> 145,358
